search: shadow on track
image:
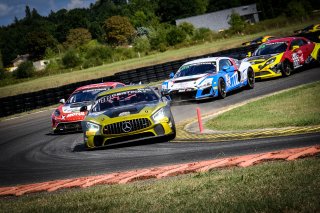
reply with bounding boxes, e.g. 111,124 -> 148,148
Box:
73,137 -> 169,152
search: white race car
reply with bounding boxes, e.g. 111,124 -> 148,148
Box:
161,57 -> 254,101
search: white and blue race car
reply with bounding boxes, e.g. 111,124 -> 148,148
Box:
161,57 -> 254,101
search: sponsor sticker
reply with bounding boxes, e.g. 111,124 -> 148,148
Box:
66,112 -> 85,118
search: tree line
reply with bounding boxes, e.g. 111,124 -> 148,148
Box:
0,0 -> 317,82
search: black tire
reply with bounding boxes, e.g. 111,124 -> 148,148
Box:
218,78 -> 226,99
281,60 -> 292,77
246,67 -> 255,89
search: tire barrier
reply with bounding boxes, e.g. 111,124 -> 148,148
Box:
0,32 -> 318,118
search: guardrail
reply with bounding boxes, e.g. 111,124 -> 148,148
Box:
0,31 -> 319,117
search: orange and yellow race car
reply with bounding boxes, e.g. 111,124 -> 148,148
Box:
242,36 -> 275,46
243,37 -> 320,80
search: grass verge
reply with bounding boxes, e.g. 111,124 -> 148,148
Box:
0,20 -> 318,98
0,157 -> 319,212
205,81 -> 320,131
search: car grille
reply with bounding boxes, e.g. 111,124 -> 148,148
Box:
56,122 -> 82,132
103,118 -> 152,135
173,78 -> 199,83
170,90 -> 197,101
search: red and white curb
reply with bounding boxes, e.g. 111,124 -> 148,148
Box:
0,145 -> 319,197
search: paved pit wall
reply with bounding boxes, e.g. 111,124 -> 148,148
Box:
0,31 -> 319,117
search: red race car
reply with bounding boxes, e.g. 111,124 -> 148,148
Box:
244,37 -> 320,79
51,82 -> 125,133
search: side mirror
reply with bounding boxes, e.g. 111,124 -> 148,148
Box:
161,95 -> 171,104
169,72 -> 174,78
59,99 -> 65,104
222,65 -> 229,71
247,52 -> 252,57
291,45 -> 299,51
222,65 -> 235,72
80,106 -> 87,112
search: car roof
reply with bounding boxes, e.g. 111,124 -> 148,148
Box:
96,84 -> 150,97
182,57 -> 231,66
74,82 -> 123,92
265,37 -> 308,44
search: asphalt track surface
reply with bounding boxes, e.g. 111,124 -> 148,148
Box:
0,67 -> 320,187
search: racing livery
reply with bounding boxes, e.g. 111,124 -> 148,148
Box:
51,82 -> 125,133
242,35 -> 275,46
244,37 -> 320,80
161,57 -> 254,101
81,85 -> 175,149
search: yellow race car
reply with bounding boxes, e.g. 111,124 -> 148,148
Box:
294,24 -> 320,34
244,37 -> 320,80
242,35 -> 275,46
80,85 -> 176,149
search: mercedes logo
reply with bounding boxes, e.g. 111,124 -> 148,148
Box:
122,121 -> 132,133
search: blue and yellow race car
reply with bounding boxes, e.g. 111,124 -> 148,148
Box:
161,57 -> 254,101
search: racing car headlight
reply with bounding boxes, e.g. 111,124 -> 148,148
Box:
54,109 -> 60,117
198,78 -> 212,88
264,57 -> 276,66
86,122 -> 100,132
152,108 -> 168,123
249,61 -> 260,65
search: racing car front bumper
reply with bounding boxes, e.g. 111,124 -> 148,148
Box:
53,121 -> 82,133
164,86 -> 215,101
254,63 -> 283,80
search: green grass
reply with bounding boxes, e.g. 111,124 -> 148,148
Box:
0,157 -> 319,212
205,81 -> 320,131
0,20 -> 318,99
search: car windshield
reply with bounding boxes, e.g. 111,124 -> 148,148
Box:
92,88 -> 159,112
253,42 -> 288,56
175,62 -> 216,78
67,87 -> 111,104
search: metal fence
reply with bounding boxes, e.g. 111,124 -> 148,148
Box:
0,31 -> 319,117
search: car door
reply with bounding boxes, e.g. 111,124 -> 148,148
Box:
219,59 -> 239,90
289,39 -> 304,68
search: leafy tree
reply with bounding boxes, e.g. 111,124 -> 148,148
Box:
228,12 -> 247,34
0,50 -> 4,78
157,0 -> 208,23
103,16 -> 136,45
285,0 -> 311,18
193,27 -> 214,41
62,49 -> 82,68
14,61 -> 35,78
131,11 -> 148,27
64,28 -> 92,48
178,22 -> 195,37
0,50 -> 3,70
133,37 -> 151,53
85,45 -> 113,61
26,31 -> 58,59
25,5 -> 32,20
166,27 -> 187,46
136,27 -> 150,37
148,25 -> 169,51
